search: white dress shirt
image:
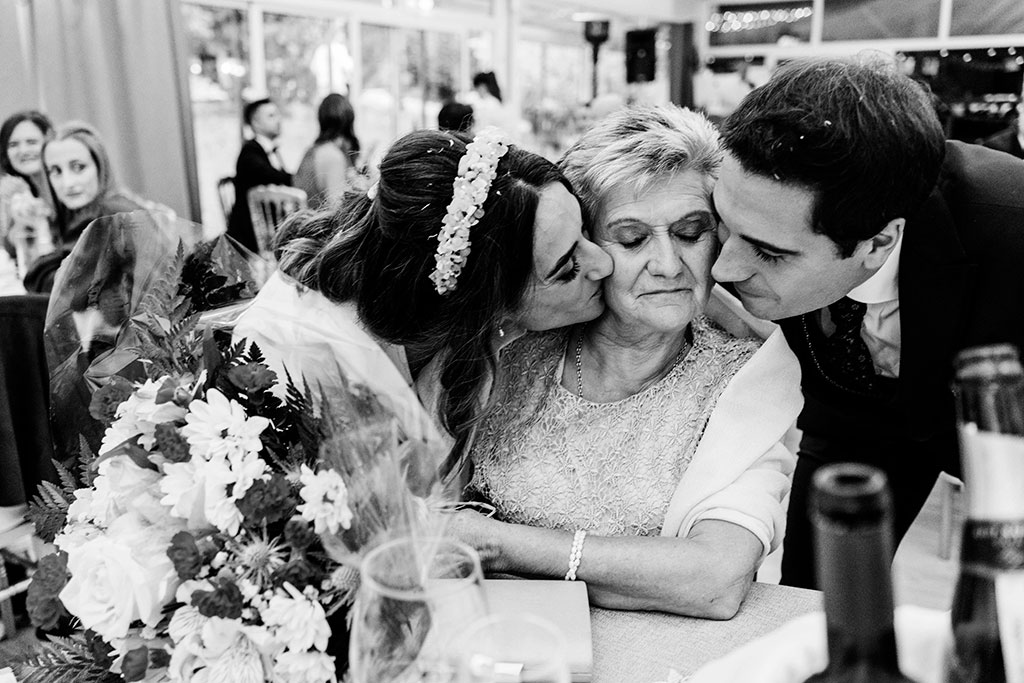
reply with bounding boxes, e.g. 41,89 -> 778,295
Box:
255,134 -> 284,171
847,231 -> 903,378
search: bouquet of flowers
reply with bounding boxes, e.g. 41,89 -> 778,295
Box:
17,212 -> 447,682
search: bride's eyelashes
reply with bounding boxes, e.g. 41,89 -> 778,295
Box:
558,257 -> 581,282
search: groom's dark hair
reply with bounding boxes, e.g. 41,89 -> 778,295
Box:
721,56 -> 946,257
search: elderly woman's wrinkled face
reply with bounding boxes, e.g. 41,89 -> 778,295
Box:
45,138 -> 100,211
516,183 -> 615,331
594,171 -> 717,334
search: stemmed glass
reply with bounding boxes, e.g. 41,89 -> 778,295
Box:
350,536 -> 488,683
454,613 -> 571,683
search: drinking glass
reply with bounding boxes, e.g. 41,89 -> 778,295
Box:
455,613 -> 571,683
350,536 -> 488,683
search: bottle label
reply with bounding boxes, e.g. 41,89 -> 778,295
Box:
962,521 -> 1024,571
958,429 -> 1024,519
997,573 -> 1024,683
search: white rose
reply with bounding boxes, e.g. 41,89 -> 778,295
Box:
59,513 -> 179,641
77,455 -> 164,526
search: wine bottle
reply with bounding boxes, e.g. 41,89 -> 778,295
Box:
803,463 -> 918,683
946,344 -> 1024,683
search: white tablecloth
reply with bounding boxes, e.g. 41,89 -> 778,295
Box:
591,582 -> 822,682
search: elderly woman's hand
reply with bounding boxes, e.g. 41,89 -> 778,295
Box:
444,509 -> 507,573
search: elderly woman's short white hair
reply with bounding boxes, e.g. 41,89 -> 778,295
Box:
559,104 -> 722,225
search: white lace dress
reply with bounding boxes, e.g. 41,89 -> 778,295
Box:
470,317 -> 761,537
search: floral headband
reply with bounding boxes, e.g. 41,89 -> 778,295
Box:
428,128 -> 509,295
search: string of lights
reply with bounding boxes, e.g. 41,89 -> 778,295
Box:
705,7 -> 813,34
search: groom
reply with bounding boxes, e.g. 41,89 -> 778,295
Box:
710,57 -> 1024,589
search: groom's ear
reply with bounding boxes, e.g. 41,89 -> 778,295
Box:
858,218 -> 904,270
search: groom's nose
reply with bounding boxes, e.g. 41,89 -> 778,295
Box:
711,236 -> 748,284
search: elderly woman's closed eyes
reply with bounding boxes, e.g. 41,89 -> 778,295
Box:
447,104 -> 803,619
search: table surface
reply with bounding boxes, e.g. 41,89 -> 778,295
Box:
590,582 -> 822,682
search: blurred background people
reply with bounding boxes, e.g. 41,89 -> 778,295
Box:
1,111 -> 55,279
438,101 -> 474,134
294,93 -> 361,210
469,71 -> 514,135
227,98 -> 292,251
25,122 -> 148,293
979,100 -> 1024,158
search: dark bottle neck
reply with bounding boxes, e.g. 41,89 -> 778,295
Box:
817,519 -> 903,674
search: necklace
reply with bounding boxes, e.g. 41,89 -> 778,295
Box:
574,326 -> 691,398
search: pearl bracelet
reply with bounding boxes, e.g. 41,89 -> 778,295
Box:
564,529 -> 587,581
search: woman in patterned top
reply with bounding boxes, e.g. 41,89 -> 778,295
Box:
447,105 -> 803,618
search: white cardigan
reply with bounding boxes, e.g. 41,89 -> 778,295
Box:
661,326 -> 802,560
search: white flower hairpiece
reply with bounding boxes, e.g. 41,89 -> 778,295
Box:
429,127 -> 509,295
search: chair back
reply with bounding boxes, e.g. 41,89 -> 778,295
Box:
218,176 -> 236,223
247,185 -> 307,258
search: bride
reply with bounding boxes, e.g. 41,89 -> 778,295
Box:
232,128 -> 613,473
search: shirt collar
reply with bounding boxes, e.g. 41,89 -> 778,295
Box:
254,134 -> 277,155
848,228 -> 903,305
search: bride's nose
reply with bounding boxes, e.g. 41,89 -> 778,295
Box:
580,240 -> 613,281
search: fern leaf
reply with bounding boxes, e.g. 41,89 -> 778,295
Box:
53,459 -> 79,498
25,504 -> 68,543
16,635 -> 121,683
138,242 -> 185,321
78,436 -> 98,486
38,480 -> 70,510
244,340 -> 265,364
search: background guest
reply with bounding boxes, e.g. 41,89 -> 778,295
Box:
227,98 -> 292,251
438,101 -> 474,134
979,100 -> 1024,159
294,93 -> 361,210
1,111 -> 55,266
24,122 -> 146,293
470,71 -> 514,135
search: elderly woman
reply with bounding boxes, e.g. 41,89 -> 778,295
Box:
448,105 -> 802,618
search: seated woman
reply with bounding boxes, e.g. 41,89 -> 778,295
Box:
448,105 -> 802,619
0,111 -> 55,271
233,128 -> 613,468
25,122 -> 149,292
293,93 -> 361,209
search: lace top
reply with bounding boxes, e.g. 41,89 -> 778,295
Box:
470,317 -> 761,536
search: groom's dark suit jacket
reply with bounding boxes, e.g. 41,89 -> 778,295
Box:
777,140 -> 1024,588
227,138 -> 292,253
980,125 -> 1024,160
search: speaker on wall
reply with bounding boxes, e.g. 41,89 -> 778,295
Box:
626,29 -> 657,83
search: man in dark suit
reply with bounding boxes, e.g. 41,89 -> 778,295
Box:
709,57 -> 1024,589
979,102 -> 1024,159
227,98 -> 292,252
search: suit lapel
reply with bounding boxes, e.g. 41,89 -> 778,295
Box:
897,187 -> 976,437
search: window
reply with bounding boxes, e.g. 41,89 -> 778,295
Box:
950,0 -> 1024,36
822,0 -> 940,41
181,3 -> 250,235
358,24 -> 463,170
263,12 -> 353,173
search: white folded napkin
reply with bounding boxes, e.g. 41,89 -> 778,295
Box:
685,605 -> 952,683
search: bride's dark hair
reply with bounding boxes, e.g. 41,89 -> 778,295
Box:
276,129 -> 569,478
